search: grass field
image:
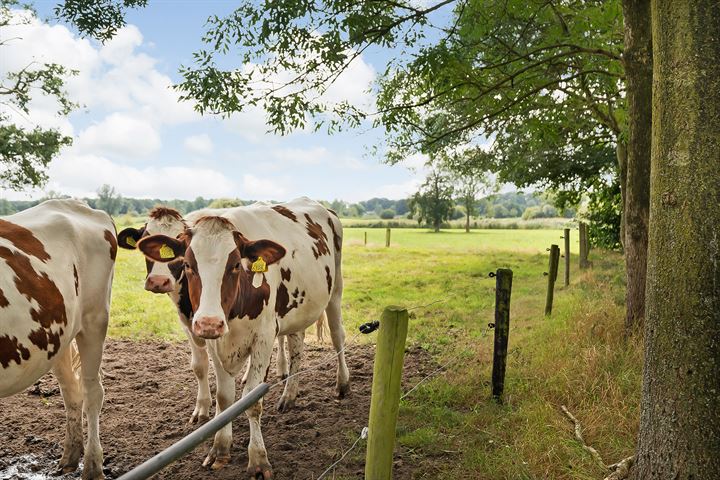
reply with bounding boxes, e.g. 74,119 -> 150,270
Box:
109,227 -> 640,479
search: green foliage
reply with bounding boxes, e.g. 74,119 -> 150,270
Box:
54,0 -> 148,42
586,180 -> 622,250
0,1 -> 77,190
95,184 -> 122,215
208,198 -> 245,208
409,169 -> 455,231
379,208 -> 395,219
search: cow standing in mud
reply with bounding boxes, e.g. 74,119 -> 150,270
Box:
137,198 -> 349,478
0,199 -> 116,480
117,206 -> 294,424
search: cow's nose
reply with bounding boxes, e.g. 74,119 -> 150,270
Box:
144,275 -> 173,293
193,316 -> 226,339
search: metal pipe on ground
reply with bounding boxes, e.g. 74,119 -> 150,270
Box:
117,382 -> 270,480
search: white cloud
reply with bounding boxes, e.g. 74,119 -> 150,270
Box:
270,146 -> 367,170
75,113 -> 162,158
242,174 -> 287,199
183,133 -> 214,156
46,154 -> 235,199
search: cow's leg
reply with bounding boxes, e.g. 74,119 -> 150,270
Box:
277,331 -> 304,412
276,335 -> 289,379
184,329 -> 211,424
52,342 -> 83,474
244,333 -> 274,479
203,348 -> 236,470
75,322 -> 107,480
326,278 -> 350,397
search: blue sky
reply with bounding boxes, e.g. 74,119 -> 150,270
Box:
1,1 -> 460,202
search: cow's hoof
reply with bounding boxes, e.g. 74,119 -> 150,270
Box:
81,463 -> 105,480
336,382 -> 350,398
189,411 -> 210,424
55,463 -> 78,475
203,448 -> 230,470
277,395 -> 295,413
247,463 -> 273,479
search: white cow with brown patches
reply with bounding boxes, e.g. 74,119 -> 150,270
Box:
136,197 -> 349,479
117,206 -> 293,425
0,199 -> 116,480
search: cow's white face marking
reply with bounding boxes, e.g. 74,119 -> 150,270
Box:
145,216 -> 185,289
190,230 -> 237,324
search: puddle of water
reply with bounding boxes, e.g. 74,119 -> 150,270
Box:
0,455 -> 80,480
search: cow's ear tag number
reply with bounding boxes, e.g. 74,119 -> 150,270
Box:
126,237 -> 137,247
251,256 -> 268,273
159,244 -> 175,259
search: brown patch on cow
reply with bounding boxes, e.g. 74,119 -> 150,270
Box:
271,205 -> 298,223
0,219 -> 51,262
327,218 -> 342,252
73,264 -> 79,296
275,283 -> 299,318
148,206 -> 183,220
0,287 -> 8,308
0,335 -> 31,368
280,268 -> 291,282
325,266 -> 333,295
104,229 -> 117,261
0,246 -> 67,360
305,214 -> 330,259
327,208 -> 339,218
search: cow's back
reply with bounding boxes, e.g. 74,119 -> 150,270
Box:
0,199 -> 116,395
221,198 -> 342,332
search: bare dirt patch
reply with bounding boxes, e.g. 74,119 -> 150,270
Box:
0,339 -> 436,479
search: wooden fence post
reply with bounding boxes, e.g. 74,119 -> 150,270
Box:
563,228 -> 570,287
491,268 -> 513,403
579,223 -> 590,269
364,231 -> 367,246
366,306 -> 409,480
385,228 -> 391,248
545,245 -> 560,316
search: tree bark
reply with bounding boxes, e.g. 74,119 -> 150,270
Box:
616,141 -> 628,248
621,0 -> 652,333
633,1 -> 720,478
465,207 -> 470,233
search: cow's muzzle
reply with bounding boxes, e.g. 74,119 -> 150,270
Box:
193,316 -> 227,339
145,275 -> 174,293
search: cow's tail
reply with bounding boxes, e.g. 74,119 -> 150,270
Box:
70,339 -> 104,385
316,310 -> 327,344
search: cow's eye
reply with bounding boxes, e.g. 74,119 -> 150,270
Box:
233,262 -> 242,271
184,263 -> 193,272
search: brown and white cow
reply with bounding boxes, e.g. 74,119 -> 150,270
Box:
136,197 -> 349,478
0,199 -> 116,480
117,206 -> 293,425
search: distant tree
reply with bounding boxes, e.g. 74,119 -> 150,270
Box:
192,196 -> 208,211
379,208 -> 395,219
0,198 -> 15,215
409,169 -> 454,232
208,198 -> 242,209
1,1 -> 76,191
95,184 -> 121,215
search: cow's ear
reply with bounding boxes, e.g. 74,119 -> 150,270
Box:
118,226 -> 144,250
234,232 -> 285,265
137,235 -> 186,263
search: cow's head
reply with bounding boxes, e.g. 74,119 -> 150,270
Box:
117,207 -> 186,294
137,216 -> 286,339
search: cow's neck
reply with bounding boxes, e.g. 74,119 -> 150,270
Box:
229,271 -> 271,321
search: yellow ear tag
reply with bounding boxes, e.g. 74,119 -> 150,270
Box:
159,244 -> 175,259
126,237 -> 137,247
251,256 -> 268,273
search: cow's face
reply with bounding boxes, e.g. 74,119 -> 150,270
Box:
118,213 -> 186,294
137,218 -> 285,339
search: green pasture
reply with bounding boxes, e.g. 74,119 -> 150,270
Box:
108,226 -> 638,479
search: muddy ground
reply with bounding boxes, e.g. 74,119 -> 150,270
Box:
0,339 -> 437,479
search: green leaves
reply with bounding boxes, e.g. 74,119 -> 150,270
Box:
0,124 -> 72,190
54,0 -> 148,43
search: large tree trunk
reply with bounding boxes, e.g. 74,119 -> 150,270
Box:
621,0 -> 652,333
616,141 -> 627,248
633,1 -> 720,477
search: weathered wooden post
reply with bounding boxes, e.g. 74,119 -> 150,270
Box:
563,228 -> 570,287
364,231 -> 367,246
385,227 -> 391,247
579,223 -> 589,269
365,306 -> 409,480
545,245 -> 560,316
491,268 -> 513,403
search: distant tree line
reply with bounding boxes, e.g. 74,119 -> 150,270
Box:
0,185 -> 571,223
